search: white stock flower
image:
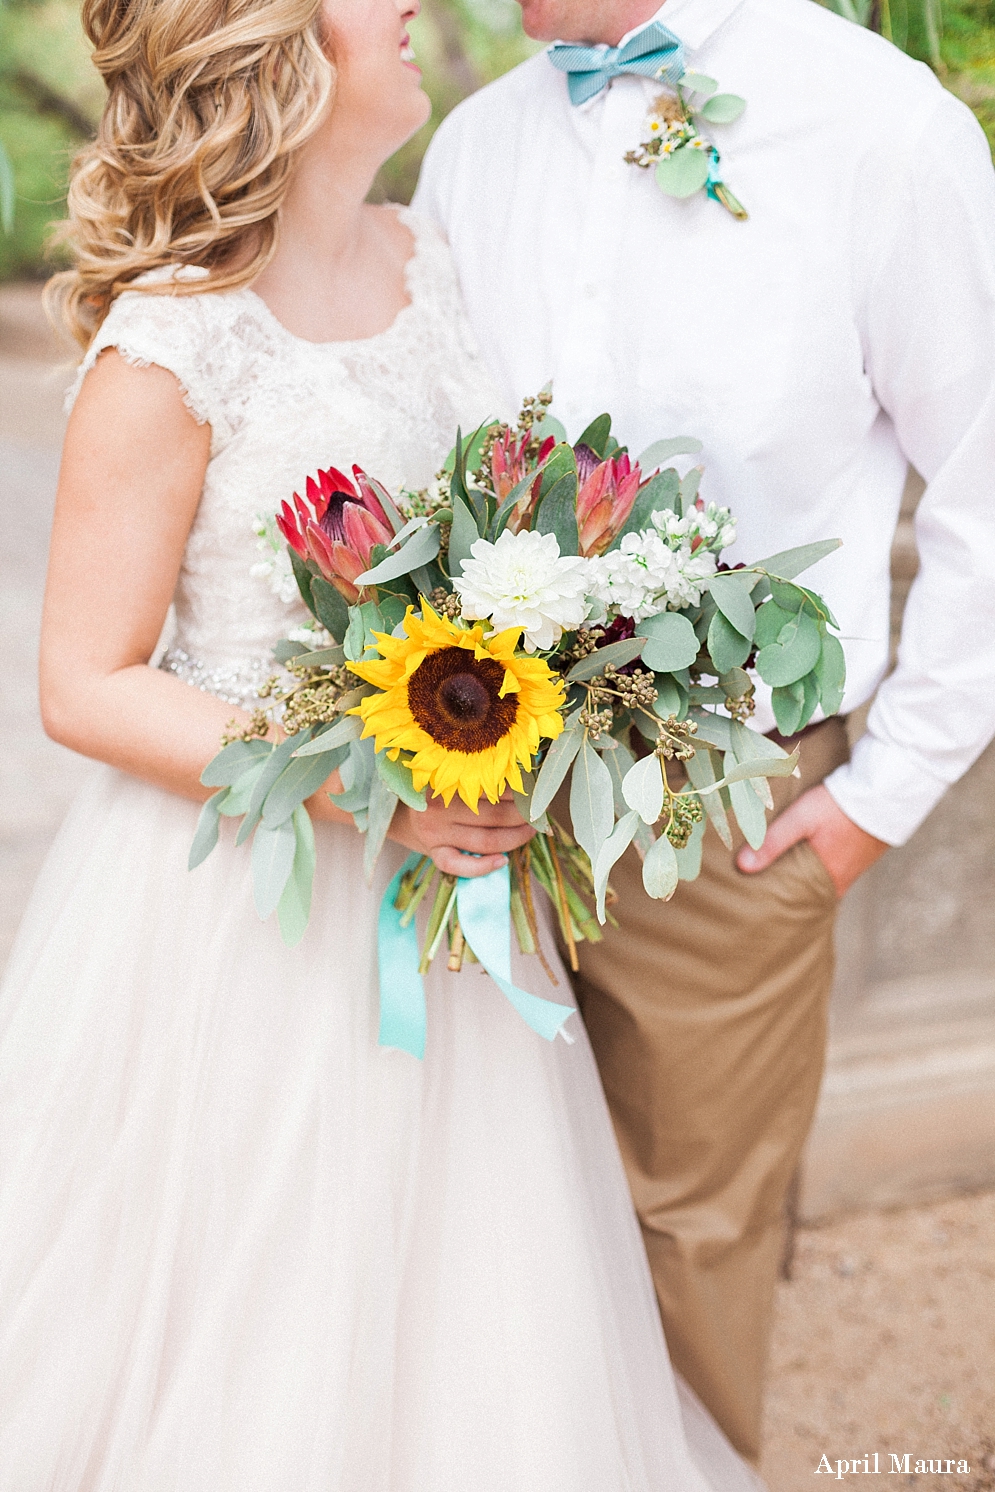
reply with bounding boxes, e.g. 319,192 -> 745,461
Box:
250,512 -> 300,605
453,528 -> 592,652
587,530 -> 717,620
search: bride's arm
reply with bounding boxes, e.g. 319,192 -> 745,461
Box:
40,352 -> 532,876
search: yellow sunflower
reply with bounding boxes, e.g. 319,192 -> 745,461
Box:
347,601 -> 566,811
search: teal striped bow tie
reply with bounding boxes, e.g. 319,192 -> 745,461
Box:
547,20 -> 685,106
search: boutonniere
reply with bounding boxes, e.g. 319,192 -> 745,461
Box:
624,72 -> 748,221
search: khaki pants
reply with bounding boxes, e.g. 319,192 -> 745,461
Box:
573,716 -> 849,1464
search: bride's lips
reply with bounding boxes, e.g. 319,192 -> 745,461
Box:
400,35 -> 420,74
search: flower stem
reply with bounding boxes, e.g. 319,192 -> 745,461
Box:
420,876 -> 458,973
547,833 -> 579,972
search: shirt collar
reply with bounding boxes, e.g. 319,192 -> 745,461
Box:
616,0 -> 745,54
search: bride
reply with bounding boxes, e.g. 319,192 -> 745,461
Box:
0,0 -> 763,1486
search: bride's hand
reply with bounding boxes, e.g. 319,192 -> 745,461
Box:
388,791 -> 536,878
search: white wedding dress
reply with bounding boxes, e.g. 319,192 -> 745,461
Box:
0,209 -> 763,1492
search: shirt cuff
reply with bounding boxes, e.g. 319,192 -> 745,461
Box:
822,733 -> 953,846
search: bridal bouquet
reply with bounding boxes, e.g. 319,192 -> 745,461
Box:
191,394 -> 845,1054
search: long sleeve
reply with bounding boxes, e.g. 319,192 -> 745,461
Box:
825,92 -> 995,844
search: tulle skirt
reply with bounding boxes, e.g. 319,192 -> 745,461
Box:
0,766 -> 762,1491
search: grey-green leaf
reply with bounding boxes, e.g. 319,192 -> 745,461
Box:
252,816 -> 298,918
655,145 -> 710,198
674,812 -> 706,880
189,789 -> 228,869
594,810 -> 640,922
292,715 -> 363,755
276,805 -> 316,948
375,750 -> 426,811
708,571 -> 757,641
636,436 -> 703,468
531,726 -> 583,820
200,737 -> 274,787
569,738 -> 615,866
685,746 -> 732,848
771,680 -> 806,737
262,747 -> 348,827
815,632 -> 846,715
754,539 -> 842,580
236,732 -> 308,844
621,754 -> 665,825
680,71 -> 717,96
636,611 -> 700,671
755,610 -> 822,687
706,610 -> 751,673
641,832 -> 679,900
364,772 -> 399,881
698,92 -> 746,123
310,577 -> 350,641
356,523 -> 441,586
566,636 -> 645,681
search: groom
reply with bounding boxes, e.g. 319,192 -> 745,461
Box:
414,0 -> 995,1462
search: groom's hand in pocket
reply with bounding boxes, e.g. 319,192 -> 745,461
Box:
389,791 -> 535,878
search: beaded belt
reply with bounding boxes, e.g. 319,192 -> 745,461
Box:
158,647 -> 276,708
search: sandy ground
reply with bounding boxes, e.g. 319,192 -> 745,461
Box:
2,285 -> 993,1489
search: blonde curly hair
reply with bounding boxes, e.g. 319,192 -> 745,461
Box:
47,0 -> 335,348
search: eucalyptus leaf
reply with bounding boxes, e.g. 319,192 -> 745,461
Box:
310,577 -> 350,642
723,751 -> 768,849
532,413 -> 568,444
330,736 -> 375,813
717,752 -> 800,786
604,741 -> 637,815
218,760 -> 268,818
273,638 -> 308,664
530,726 -> 583,821
569,738 -> 615,866
815,632 -> 847,715
593,810 -> 641,922
641,832 -> 679,900
730,717 -> 791,762
636,611 -> 700,671
798,669 -> 820,731
566,636 -> 645,681
276,805 -> 316,948
292,644 -> 346,669
771,680 -> 806,736
292,714 -> 363,755
653,674 -> 687,719
687,708 -> 733,751
355,524 -> 441,587
706,610 -> 751,673
364,772 -> 399,881
262,746 -> 349,827
535,472 -> 580,555
755,609 -> 822,686
448,494 -> 483,577
236,733 -> 308,844
680,71 -> 717,96
511,769 -> 549,834
679,468 -> 702,511
188,789 -> 228,870
698,92 -> 746,123
674,812 -> 706,880
685,746 -> 733,848
755,539 -> 841,580
200,737 -> 274,787
753,600 -> 796,650
252,816 -> 298,918
375,750 -> 427,811
708,571 -> 757,640
636,436 -> 703,469
621,753 -> 665,825
655,145 -> 711,198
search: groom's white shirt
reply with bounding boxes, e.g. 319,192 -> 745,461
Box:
414,0 -> 995,846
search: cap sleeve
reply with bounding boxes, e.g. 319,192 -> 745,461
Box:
66,268 -> 235,451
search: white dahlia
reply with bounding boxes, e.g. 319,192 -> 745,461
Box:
453,529 -> 592,653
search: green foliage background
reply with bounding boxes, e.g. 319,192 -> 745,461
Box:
1,0 -> 993,281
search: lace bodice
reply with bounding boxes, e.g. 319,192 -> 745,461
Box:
70,209 -> 503,703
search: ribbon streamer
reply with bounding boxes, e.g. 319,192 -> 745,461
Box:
377,855 -> 576,1058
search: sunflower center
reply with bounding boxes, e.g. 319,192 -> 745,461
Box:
407,647 -> 518,753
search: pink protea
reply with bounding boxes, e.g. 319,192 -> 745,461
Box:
490,429 -> 556,533
575,447 -> 643,556
276,464 -> 394,604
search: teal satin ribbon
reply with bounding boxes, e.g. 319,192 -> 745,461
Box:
547,20 -> 685,106
377,855 -> 576,1058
